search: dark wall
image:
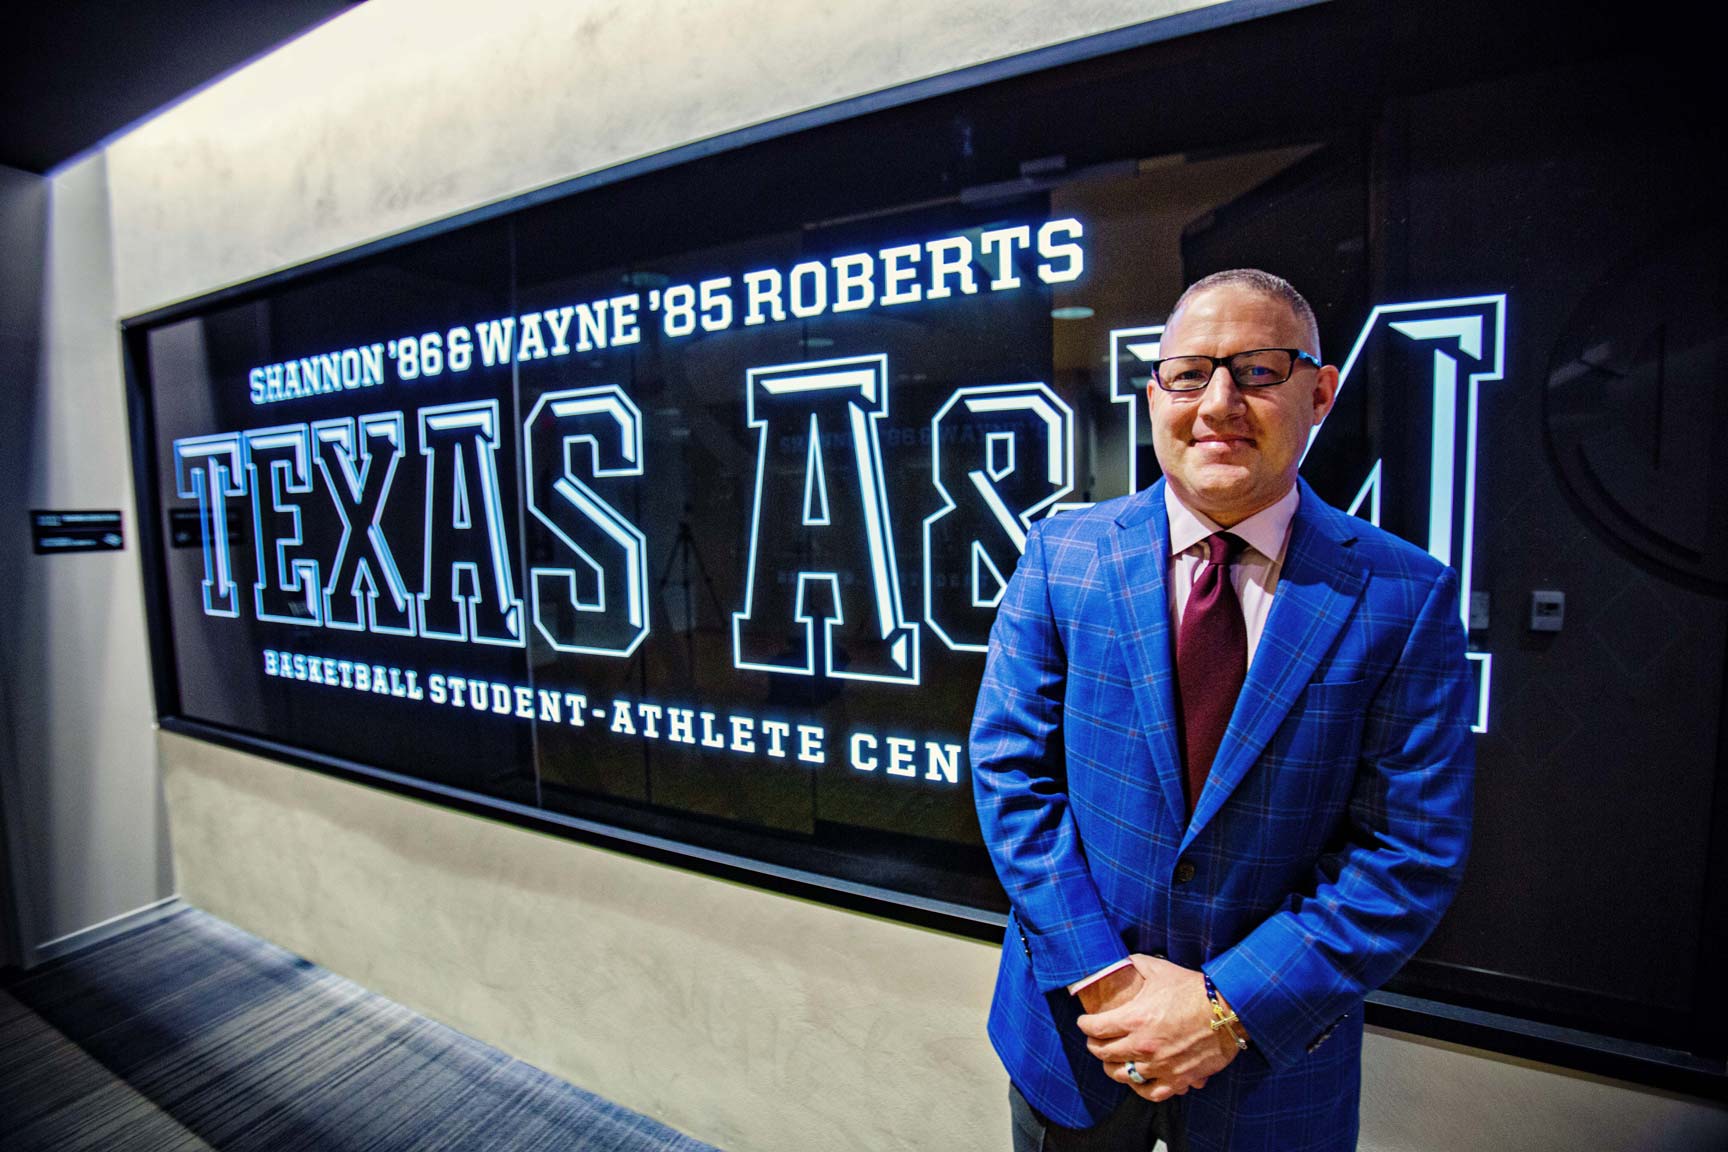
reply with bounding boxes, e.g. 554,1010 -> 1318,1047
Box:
0,162 -> 48,968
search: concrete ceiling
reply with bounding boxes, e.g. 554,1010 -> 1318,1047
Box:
1,1 -> 364,174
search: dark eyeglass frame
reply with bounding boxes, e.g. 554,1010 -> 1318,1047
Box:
1150,348 -> 1322,393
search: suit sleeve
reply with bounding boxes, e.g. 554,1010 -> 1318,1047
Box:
971,520 -> 1129,991
1204,564 -> 1475,1068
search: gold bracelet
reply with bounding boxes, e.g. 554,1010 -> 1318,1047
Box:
1204,974 -> 1249,1051
1209,1003 -> 1247,1050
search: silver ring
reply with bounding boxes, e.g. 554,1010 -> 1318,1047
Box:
1125,1060 -> 1147,1086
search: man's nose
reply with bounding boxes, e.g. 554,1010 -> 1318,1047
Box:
1196,364 -> 1246,418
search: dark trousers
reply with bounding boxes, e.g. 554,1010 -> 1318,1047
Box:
1010,1083 -> 1189,1152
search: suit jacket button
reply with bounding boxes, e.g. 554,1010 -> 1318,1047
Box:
1174,861 -> 1197,884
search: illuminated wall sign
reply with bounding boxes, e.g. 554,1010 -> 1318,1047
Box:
140,182 -> 1502,909
166,273 -> 1503,801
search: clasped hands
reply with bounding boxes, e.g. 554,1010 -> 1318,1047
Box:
1075,954 -> 1245,1102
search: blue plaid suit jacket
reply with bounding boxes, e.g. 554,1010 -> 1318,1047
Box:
971,478 -> 1473,1151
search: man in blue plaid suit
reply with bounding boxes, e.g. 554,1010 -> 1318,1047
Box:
972,271 -> 1474,1151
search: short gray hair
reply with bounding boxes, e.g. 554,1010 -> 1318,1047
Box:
1168,269 -> 1321,359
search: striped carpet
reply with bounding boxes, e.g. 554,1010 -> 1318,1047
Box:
0,907 -> 723,1152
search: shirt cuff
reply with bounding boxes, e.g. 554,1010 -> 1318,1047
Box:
1067,957 -> 1133,995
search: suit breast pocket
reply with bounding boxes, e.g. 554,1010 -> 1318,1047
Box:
1270,678 -> 1370,773
1300,677 -> 1367,716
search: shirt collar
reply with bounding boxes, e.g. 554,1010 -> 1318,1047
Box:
1164,482 -> 1300,563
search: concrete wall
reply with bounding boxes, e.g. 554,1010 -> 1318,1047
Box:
162,731 -> 1009,1152
16,0 -> 1727,1148
0,156 -> 174,963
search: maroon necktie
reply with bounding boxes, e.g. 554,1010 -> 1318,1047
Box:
1177,532 -> 1248,818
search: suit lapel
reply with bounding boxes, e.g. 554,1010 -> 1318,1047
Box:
1101,481 -> 1188,831
1181,481 -> 1368,851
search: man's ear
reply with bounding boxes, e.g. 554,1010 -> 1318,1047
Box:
1311,365 -> 1341,424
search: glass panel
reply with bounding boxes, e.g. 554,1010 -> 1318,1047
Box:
150,222 -> 536,805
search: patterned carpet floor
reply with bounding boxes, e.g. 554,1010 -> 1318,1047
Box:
0,907 -> 722,1152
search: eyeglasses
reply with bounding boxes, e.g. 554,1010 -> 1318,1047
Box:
1150,348 -> 1321,393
